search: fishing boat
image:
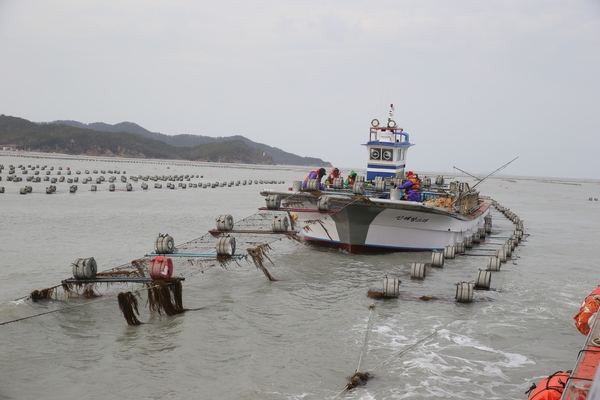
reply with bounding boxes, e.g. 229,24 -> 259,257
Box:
259,104 -> 493,253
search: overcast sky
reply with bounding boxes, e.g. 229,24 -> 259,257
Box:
1,1 -> 598,179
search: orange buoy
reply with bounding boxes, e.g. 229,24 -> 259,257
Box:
574,286 -> 600,335
526,370 -> 571,400
149,256 -> 174,279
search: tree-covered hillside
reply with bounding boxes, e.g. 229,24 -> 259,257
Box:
0,115 -> 273,164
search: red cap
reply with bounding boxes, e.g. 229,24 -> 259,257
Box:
407,171 -> 414,176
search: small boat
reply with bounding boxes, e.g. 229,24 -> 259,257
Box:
259,104 -> 493,253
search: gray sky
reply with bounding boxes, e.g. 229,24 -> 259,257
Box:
1,1 -> 599,179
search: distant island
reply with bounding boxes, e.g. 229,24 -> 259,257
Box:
0,115 -> 331,166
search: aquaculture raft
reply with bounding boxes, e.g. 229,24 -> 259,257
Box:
14,208 -> 301,326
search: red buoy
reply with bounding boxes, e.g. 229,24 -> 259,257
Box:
149,256 -> 174,279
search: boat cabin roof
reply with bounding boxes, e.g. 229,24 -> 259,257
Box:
363,127 -> 413,148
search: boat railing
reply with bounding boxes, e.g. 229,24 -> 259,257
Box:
561,311 -> 600,399
369,127 -> 409,144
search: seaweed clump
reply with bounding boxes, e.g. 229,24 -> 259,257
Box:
347,371 -> 372,389
146,279 -> 187,316
118,291 -> 143,326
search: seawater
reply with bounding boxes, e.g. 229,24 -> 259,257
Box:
0,153 -> 599,399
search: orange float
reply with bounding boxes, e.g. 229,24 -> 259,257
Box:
526,371 -> 571,400
574,286 -> 600,335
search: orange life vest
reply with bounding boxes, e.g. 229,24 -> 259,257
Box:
526,371 -> 571,400
574,286 -> 600,335
328,170 -> 341,182
408,176 -> 421,191
304,169 -> 321,183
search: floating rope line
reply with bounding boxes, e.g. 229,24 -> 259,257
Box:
331,319 -> 458,399
331,304 -> 376,400
0,294 -> 116,326
1,277 -> 193,326
365,329 -> 439,375
356,304 -> 375,373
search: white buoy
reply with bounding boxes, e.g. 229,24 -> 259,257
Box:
410,262 -> 427,279
475,269 -> 491,290
216,236 -> 236,256
382,276 -> 400,298
455,242 -> 466,254
317,195 -> 331,211
443,245 -> 455,259
154,234 -> 175,254
352,183 -> 365,195
483,222 -> 492,235
431,252 -> 444,267
72,257 -> 97,280
272,215 -> 289,232
496,248 -> 507,263
216,214 -> 234,231
265,194 -> 281,210
455,282 -> 474,303
478,227 -> 486,239
332,177 -> 344,189
464,236 -> 473,249
306,179 -> 321,191
487,256 -> 501,271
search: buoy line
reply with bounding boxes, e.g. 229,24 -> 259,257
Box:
331,304 -> 376,400
0,277 -> 192,327
0,294 -> 114,326
356,304 -> 376,373
331,318 -> 454,400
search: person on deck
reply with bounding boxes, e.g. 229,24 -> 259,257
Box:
302,167 -> 326,190
345,170 -> 357,186
398,171 -> 421,201
326,167 -> 342,185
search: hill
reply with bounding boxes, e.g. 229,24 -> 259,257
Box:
0,115 -> 272,164
0,115 -> 331,166
53,119 -> 331,166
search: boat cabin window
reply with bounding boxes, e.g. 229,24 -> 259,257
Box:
370,148 -> 381,160
370,148 -> 394,161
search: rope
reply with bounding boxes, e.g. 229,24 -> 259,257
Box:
0,295 -> 114,326
356,304 -> 375,373
331,322 -> 452,399
366,329 -> 439,374
0,278 -> 186,327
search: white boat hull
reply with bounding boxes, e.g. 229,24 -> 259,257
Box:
264,190 -> 492,253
